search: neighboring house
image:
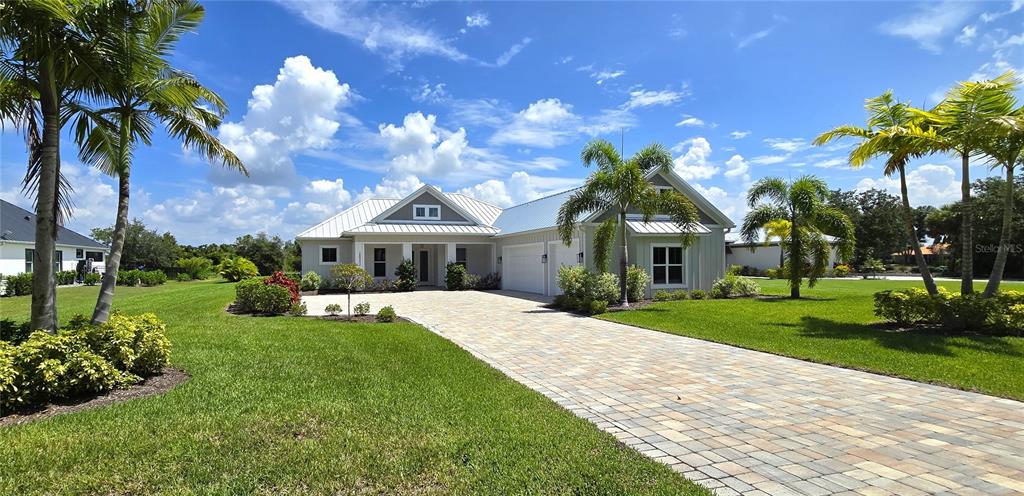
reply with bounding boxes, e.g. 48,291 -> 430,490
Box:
297,169 -> 735,297
726,239 -> 840,271
891,243 -> 949,266
0,199 -> 110,276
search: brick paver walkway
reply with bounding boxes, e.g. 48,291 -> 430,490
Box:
304,290 -> 1024,496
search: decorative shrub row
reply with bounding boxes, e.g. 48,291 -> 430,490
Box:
83,272 -> 101,286
1,312 -> 171,412
56,270 -> 76,285
2,273 -> 32,297
710,274 -> 761,299
117,269 -> 167,287
557,265 -> 620,304
652,289 -> 708,301
874,288 -> 1024,335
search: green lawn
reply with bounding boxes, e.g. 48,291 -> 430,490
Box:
0,280 -> 706,495
603,278 -> 1024,401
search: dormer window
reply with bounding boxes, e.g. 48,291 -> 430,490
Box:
413,204 -> 441,220
655,186 -> 674,196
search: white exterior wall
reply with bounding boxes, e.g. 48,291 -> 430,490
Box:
0,241 -> 108,277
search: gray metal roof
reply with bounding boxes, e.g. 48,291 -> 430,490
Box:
492,188 -> 582,235
297,193 -> 502,239
0,199 -> 108,249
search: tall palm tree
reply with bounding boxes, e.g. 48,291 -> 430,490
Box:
741,176 -> 855,299
75,0 -> 245,324
1,0 -> 107,331
763,219 -> 790,268
908,72 -> 1020,294
979,107 -> 1024,296
813,91 -> 939,295
557,139 -> 699,306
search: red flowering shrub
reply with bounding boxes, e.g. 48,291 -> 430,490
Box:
265,272 -> 300,303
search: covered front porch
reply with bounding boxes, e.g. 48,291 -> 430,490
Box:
352,238 -> 496,288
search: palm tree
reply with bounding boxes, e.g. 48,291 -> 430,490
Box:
979,107 -> 1024,296
74,0 -> 245,324
763,219 -> 790,268
813,91 -> 940,295
1,0 -> 107,331
557,139 -> 699,306
908,72 -> 1020,294
741,176 -> 855,299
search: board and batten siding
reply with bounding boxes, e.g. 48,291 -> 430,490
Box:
299,239 -> 354,279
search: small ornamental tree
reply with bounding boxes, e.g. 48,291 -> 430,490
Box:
330,263 -> 372,320
395,259 -> 417,292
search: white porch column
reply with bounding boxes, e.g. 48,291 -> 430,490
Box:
402,242 -> 412,262
354,240 -> 365,268
444,242 -> 456,289
489,243 -> 497,273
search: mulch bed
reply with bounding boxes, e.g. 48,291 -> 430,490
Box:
0,367 -> 189,427
318,315 -> 411,324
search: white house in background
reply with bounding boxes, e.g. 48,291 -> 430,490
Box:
726,239 -> 840,272
0,199 -> 110,276
296,169 -> 735,297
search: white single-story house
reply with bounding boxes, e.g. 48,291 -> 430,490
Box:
0,199 -> 110,276
726,239 -> 840,272
296,169 -> 735,297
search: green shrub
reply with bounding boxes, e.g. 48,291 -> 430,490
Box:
1004,304 -> 1024,336
354,302 -> 370,316
219,256 -> 259,282
626,265 -> 650,302
139,270 -> 167,286
690,289 -> 708,300
477,272 -> 501,290
117,269 -> 143,286
300,271 -> 322,292
653,290 -> 672,302
83,272 -> 101,286
175,273 -> 191,282
711,274 -> 761,299
288,302 -> 308,316
934,292 -> 995,333
671,290 -> 691,301
557,265 -> 590,299
0,341 -> 15,409
588,300 -> 608,315
234,278 -> 292,315
873,288 -> 932,326
465,273 -> 481,289
56,270 -> 76,285
376,305 -> 397,322
66,313 -> 170,377
10,331 -> 126,407
727,264 -> 743,276
592,272 -> 619,304
3,273 -> 33,296
445,262 -> 469,290
177,257 -> 214,280
394,259 -> 417,292
552,294 -> 569,308
1,319 -> 31,345
324,303 -> 343,316
832,264 -> 852,278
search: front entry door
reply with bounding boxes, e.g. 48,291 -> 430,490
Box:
418,250 -> 429,283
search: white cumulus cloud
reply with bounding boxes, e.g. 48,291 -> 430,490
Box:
673,137 -> 719,181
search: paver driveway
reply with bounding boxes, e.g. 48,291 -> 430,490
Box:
304,290 -> 1024,496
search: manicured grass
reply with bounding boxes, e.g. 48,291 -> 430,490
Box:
0,280 -> 707,495
602,278 -> 1024,401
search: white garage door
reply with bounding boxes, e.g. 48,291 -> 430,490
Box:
502,243 -> 545,294
547,238 -> 580,296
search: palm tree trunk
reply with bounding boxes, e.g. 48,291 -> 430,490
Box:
898,168 -> 939,295
91,169 -> 130,324
960,151 -> 973,294
619,210 -> 629,306
789,217 -> 800,299
984,165 -> 1015,297
30,58 -> 60,332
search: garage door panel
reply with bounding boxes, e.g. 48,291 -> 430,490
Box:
502,244 -> 544,294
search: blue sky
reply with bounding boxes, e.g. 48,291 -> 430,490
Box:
2,0 -> 1022,244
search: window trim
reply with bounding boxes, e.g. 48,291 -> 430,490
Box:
456,247 -> 468,268
76,248 -> 84,259
412,204 -> 442,220
25,248 -> 34,273
373,247 -> 387,278
319,245 -> 340,265
650,244 -> 686,288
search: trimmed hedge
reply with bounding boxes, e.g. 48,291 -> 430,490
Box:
874,288 -> 1024,335
235,278 -> 292,315
711,274 -> 761,299
2,273 -> 32,297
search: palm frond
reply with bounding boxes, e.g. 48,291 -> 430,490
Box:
592,217 -> 617,273
580,139 -> 621,172
629,142 -> 673,174
746,177 -> 789,208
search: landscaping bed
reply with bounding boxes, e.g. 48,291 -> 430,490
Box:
1,367 -> 187,427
